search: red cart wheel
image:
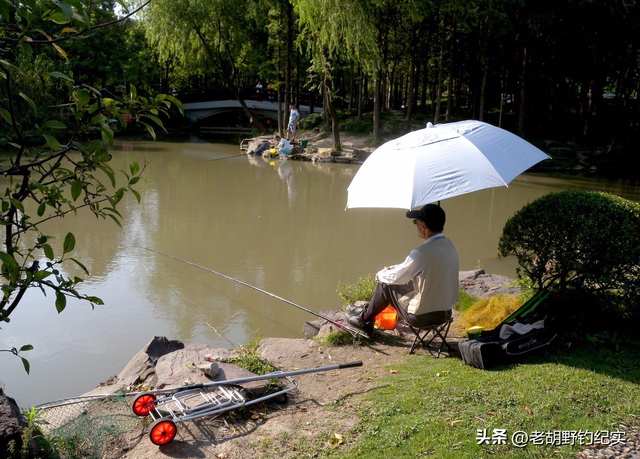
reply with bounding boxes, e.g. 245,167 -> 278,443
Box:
149,418 -> 177,446
131,393 -> 156,416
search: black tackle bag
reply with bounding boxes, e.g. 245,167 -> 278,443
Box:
459,291 -> 559,370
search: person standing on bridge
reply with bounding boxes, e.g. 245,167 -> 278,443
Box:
286,103 -> 300,142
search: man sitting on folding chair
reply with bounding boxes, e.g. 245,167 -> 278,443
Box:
345,204 -> 459,354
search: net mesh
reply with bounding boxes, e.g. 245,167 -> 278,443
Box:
35,393 -> 145,459
457,294 -> 523,332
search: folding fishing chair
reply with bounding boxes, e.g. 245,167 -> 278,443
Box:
389,290 -> 453,357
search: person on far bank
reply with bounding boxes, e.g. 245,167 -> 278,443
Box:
345,204 -> 459,335
275,135 -> 292,157
286,103 -> 300,141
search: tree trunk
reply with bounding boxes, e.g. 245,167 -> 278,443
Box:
445,18 -> 456,121
517,45 -> 527,137
357,67 -> 363,121
421,57 -> 429,112
434,26 -> 445,124
373,69 -> 382,142
348,62 -> 354,109
479,56 -> 489,121
405,51 -> 416,122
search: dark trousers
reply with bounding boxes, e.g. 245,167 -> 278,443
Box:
363,282 -> 414,323
364,282 -> 452,328
254,142 -> 270,156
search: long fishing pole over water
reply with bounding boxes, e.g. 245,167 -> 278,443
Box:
144,248 -> 370,340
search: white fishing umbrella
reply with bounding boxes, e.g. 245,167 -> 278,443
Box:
346,120 -> 551,209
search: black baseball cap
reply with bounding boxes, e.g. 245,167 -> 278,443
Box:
406,204 -> 445,231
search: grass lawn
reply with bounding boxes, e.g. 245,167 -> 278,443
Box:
331,339 -> 639,458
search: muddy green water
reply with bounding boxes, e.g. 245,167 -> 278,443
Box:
2,137 -> 639,407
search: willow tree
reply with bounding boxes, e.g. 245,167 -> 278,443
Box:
140,0 -> 268,130
293,0 -> 378,150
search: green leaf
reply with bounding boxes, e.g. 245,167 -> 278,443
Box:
55,291 -> 67,313
130,162 -> 140,176
75,89 -> 90,108
0,251 -> 18,270
143,114 -> 164,129
130,84 -> 137,99
131,188 -> 141,203
87,295 -> 104,306
42,120 -> 67,129
43,244 -> 54,260
100,125 -> 114,145
19,344 -> 33,352
63,232 -> 75,254
19,42 -> 33,57
21,358 -> 30,374
165,94 -> 184,115
71,179 -> 82,201
140,121 -> 156,141
0,108 -> 12,125
34,270 -> 52,282
19,92 -> 37,112
49,71 -> 73,82
99,164 -> 116,188
88,139 -> 103,153
57,1 -> 74,20
106,213 -> 122,229
0,2 -> 10,22
43,134 -> 60,150
46,12 -> 69,24
113,188 -> 124,205
68,257 -> 89,275
37,202 -> 46,216
10,198 -> 24,212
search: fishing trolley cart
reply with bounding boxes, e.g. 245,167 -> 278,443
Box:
131,360 -> 363,445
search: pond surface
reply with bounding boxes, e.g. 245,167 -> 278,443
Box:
2,137 -> 639,407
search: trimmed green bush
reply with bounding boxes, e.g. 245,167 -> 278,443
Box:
498,190 -> 640,323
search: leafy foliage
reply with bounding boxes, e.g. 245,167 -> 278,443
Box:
0,0 -> 182,371
336,274 -> 376,306
499,191 -> 640,323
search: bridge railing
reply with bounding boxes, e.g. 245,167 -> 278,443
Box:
178,87 -> 324,108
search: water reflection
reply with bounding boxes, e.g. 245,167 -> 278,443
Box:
1,137 -> 639,407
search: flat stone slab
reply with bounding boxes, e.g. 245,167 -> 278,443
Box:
154,344 -> 267,393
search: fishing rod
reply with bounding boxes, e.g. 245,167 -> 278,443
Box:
144,248 -> 370,340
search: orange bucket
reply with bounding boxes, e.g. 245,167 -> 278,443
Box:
374,306 -> 398,330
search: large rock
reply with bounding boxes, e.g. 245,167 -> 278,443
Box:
459,269 -> 521,298
154,344 -> 267,393
0,388 -> 27,456
302,308 -> 350,339
114,336 -> 184,388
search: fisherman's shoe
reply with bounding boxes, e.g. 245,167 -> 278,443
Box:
347,303 -> 368,315
345,311 -> 373,334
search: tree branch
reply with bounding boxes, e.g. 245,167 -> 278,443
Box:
0,0 -> 153,46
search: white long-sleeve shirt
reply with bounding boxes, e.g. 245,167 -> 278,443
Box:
376,234 -> 445,284
377,233 -> 459,315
